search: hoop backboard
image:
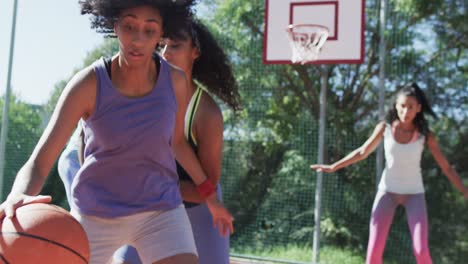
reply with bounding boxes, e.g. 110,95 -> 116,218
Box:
264,0 -> 365,64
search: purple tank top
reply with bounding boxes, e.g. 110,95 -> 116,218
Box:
70,56 -> 182,218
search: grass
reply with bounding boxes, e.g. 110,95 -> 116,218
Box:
232,244 -> 367,264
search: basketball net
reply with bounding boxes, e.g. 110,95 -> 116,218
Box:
286,24 -> 329,64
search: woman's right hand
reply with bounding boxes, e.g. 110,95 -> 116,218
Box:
0,193 -> 52,219
205,195 -> 234,237
310,164 -> 336,173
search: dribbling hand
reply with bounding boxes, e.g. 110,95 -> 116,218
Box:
206,195 -> 234,237
0,193 -> 52,219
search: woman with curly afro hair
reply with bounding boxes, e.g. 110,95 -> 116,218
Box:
111,19 -> 241,264
0,1 -> 233,264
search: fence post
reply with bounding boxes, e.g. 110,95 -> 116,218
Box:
0,0 -> 19,200
313,65 -> 329,264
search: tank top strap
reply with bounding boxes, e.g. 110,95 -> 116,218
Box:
384,122 -> 392,137
90,58 -> 120,116
155,56 -> 177,108
184,85 -> 203,147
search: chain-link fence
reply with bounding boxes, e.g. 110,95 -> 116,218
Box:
0,0 -> 466,263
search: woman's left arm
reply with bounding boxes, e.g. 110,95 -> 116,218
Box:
427,133 -> 468,199
180,96 -> 224,204
170,66 -> 233,235
170,68 -> 209,186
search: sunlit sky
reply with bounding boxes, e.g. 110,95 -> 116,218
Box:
0,1 -> 105,105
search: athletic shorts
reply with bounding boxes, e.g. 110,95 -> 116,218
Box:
71,205 -> 197,264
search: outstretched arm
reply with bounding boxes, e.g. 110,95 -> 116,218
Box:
427,133 -> 468,199
310,122 -> 386,173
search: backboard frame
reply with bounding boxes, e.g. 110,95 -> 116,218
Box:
263,0 -> 366,65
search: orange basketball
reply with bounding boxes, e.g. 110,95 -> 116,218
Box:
0,203 -> 89,264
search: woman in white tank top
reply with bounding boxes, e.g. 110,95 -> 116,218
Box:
311,83 -> 468,264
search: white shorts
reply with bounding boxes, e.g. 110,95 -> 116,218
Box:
71,205 -> 197,264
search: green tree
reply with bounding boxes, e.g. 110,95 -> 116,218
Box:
0,95 -> 44,199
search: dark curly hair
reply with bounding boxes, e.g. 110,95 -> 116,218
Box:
79,0 -> 197,38
385,82 -> 437,136
165,19 -> 241,112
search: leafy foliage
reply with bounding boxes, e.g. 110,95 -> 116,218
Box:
0,95 -> 43,199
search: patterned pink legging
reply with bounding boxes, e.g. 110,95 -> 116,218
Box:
366,191 -> 433,264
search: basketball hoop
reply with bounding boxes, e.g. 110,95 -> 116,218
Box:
286,24 -> 329,64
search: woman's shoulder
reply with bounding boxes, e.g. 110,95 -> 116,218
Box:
425,131 -> 437,145
161,54 -> 183,77
367,121 -> 388,140
376,121 -> 389,132
60,64 -> 98,119
194,90 -> 223,138
198,90 -> 222,121
167,63 -> 186,87
61,64 -> 98,101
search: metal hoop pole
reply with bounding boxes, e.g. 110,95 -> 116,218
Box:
0,0 -> 19,200
312,65 -> 328,264
376,0 -> 387,187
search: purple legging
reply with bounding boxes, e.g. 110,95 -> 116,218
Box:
366,191 -> 432,264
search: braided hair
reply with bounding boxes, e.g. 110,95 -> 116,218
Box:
385,82 -> 437,136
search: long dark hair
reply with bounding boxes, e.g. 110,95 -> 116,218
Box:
79,0 -> 197,38
385,82 -> 437,136
165,19 -> 241,112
